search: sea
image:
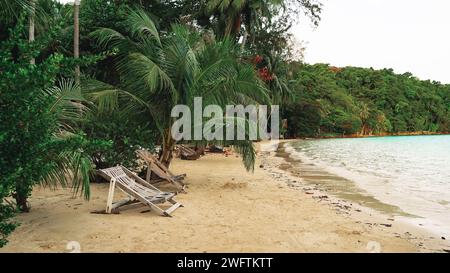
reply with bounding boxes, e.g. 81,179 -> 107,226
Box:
283,135 -> 450,237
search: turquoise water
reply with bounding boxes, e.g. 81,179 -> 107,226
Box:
287,135 -> 450,236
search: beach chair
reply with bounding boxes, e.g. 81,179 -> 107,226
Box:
136,150 -> 186,192
98,166 -> 183,217
178,145 -> 201,160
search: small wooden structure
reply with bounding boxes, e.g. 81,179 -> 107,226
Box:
98,166 -> 183,216
136,150 -> 186,192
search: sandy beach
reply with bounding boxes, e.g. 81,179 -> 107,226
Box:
1,142 -> 447,253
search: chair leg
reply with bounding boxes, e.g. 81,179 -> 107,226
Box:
106,178 -> 116,214
146,202 -> 167,217
164,201 -> 182,216
146,163 -> 152,183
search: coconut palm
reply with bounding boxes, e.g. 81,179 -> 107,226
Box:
88,8 -> 270,170
73,0 -> 80,84
29,0 -> 36,64
0,0 -> 30,22
205,0 -> 282,40
262,54 -> 293,105
37,79 -> 92,197
359,102 -> 370,135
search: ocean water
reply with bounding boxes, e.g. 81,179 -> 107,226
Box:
285,135 -> 450,237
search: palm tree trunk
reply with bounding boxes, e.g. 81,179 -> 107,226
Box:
74,0 -> 80,84
160,129 -> 176,168
15,0 -> 37,212
29,0 -> 35,64
233,15 -> 242,35
14,180 -> 31,212
240,28 -> 248,52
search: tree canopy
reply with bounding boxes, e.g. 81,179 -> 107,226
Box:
285,64 -> 450,137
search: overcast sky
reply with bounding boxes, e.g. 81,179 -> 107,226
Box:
58,0 -> 449,83
293,0 -> 450,83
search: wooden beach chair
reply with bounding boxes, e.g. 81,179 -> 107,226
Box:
98,166 -> 183,217
178,144 -> 201,160
136,150 -> 186,192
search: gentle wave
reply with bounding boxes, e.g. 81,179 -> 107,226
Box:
286,135 -> 450,237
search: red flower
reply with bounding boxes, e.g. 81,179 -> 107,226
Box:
253,55 -> 263,64
258,67 -> 274,82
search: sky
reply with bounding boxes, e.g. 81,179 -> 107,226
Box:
57,0 -> 450,83
292,0 -> 450,83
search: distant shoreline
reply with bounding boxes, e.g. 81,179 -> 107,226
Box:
287,131 -> 450,140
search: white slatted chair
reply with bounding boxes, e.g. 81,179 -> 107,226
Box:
98,166 -> 183,217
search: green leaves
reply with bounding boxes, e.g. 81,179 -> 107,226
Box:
121,52 -> 177,99
88,7 -> 272,171
0,202 -> 17,248
0,14 -> 108,246
46,79 -> 88,129
127,8 -> 161,46
285,63 -> 450,137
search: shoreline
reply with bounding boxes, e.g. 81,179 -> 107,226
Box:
289,132 -> 450,140
261,140 -> 449,252
0,144 -> 448,252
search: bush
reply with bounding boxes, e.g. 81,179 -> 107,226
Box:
83,111 -> 157,172
0,15 -> 108,246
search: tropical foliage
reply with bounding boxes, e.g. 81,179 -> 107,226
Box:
88,8 -> 269,169
0,15 -> 109,245
285,64 -> 450,137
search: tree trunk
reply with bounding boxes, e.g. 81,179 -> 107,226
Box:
74,0 -> 80,84
240,28 -> 248,52
29,0 -> 35,64
159,129 -> 176,168
14,181 -> 31,212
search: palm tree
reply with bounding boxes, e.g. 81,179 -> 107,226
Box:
0,0 -> 30,22
205,0 -> 282,40
29,0 -> 36,64
88,8 -> 270,170
73,0 -> 80,84
262,54 -> 293,105
37,79 -> 92,195
359,102 -> 370,135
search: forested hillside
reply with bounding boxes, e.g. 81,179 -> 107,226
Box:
285,64 -> 450,137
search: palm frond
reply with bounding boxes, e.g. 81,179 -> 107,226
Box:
71,151 -> 92,200
119,52 -> 177,102
89,27 -> 138,59
163,33 -> 200,104
0,0 -> 30,23
83,79 -> 121,113
44,79 -> 88,131
231,140 -> 256,172
126,8 -> 161,46
83,78 -> 152,117
39,133 -> 94,200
